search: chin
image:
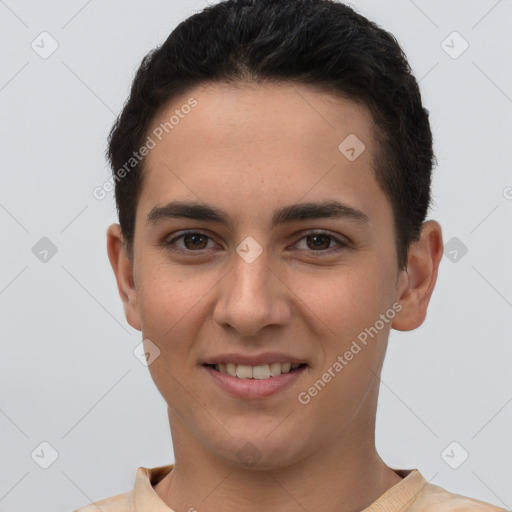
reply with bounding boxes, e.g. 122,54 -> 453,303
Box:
211,430 -> 309,471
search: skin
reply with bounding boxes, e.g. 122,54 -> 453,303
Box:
107,82 -> 443,512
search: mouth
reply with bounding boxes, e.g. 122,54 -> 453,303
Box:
204,362 -> 308,380
203,361 -> 309,399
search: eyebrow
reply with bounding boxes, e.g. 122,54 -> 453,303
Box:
147,200 -> 370,230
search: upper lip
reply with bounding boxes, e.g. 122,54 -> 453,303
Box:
202,352 -> 308,366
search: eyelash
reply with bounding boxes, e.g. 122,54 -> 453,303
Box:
163,230 -> 348,256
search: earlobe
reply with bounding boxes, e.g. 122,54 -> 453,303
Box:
106,224 -> 142,331
391,220 -> 443,332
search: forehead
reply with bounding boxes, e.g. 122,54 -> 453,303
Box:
139,82 -> 388,230
148,81 -> 376,162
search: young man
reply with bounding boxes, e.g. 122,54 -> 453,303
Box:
75,0 -> 506,510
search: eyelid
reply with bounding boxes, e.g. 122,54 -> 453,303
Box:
164,229 -> 348,254
292,229 -> 349,252
165,230 -> 220,252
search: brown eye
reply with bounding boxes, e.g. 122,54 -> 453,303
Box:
165,231 -> 214,252
182,233 -> 209,250
306,233 -> 332,250
294,231 -> 348,253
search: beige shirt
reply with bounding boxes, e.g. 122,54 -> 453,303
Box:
73,465 -> 507,512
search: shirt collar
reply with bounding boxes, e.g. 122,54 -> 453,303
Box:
362,468 -> 427,511
134,465 -> 427,512
134,465 -> 175,511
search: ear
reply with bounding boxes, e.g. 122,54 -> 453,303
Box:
392,220 -> 443,331
106,224 -> 141,331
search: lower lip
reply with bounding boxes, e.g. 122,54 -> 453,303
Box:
203,365 -> 307,399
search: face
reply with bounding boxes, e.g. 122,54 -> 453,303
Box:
113,82 -> 416,469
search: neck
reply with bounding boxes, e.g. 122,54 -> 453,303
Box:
154,414 -> 403,512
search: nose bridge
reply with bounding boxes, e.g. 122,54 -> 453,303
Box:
230,246 -> 272,312
213,244 -> 289,335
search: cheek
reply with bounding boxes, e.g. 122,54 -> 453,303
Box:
297,264 -> 396,417
136,262 -> 204,402
137,257 -> 198,328
315,265 -> 393,339
135,257 -> 219,368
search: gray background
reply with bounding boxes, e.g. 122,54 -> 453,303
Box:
1,0 -> 511,510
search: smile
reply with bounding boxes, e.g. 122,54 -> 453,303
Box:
207,362 -> 305,379
203,361 -> 308,399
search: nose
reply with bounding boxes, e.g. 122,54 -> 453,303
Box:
213,248 -> 292,337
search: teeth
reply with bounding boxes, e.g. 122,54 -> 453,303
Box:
214,362 -> 302,379
236,365 -> 253,379
253,365 -> 270,380
269,362 -> 281,377
226,363 -> 237,377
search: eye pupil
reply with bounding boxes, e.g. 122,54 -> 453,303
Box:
185,233 -> 208,249
307,234 -> 330,250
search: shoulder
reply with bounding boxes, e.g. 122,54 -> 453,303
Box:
410,481 -> 507,511
72,490 -> 134,512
